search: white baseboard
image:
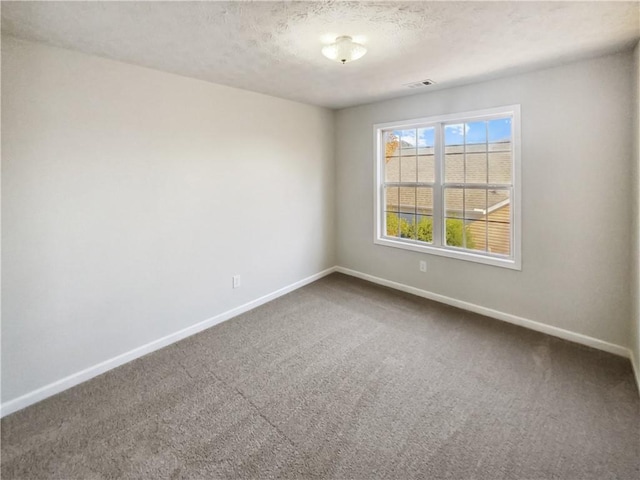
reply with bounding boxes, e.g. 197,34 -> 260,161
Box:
335,266 -> 631,359
631,351 -> 640,396
0,267 -> 337,418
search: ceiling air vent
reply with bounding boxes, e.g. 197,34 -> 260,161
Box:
404,79 -> 435,89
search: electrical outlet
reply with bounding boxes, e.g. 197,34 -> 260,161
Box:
419,260 -> 427,272
232,275 -> 241,288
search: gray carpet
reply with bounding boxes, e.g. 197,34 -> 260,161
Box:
2,273 -> 639,479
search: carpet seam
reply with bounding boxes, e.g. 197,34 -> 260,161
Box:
207,368 -> 299,450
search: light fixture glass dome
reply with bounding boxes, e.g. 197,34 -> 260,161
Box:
322,36 -> 367,64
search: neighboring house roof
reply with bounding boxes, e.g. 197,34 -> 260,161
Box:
385,141 -> 512,218
385,141 -> 512,255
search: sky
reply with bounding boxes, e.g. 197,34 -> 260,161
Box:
393,118 -> 511,146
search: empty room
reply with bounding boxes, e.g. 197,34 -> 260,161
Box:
2,1 -> 639,479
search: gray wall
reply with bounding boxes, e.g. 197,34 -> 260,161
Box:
632,42 -> 640,382
336,51 -> 634,348
1,37 -> 336,403
3,37 -> 638,407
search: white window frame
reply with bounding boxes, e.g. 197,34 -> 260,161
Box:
373,105 -> 521,270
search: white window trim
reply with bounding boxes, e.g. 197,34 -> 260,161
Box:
373,105 -> 522,270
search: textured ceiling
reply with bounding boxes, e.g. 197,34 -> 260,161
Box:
2,1 -> 639,109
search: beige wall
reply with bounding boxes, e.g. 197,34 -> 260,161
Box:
1,37 -> 336,403
336,51 -> 634,348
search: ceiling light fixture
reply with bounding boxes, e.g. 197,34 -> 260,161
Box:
321,36 -> 367,64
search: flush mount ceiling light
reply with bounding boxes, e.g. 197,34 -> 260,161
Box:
321,36 -> 367,64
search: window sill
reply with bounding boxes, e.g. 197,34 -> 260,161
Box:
374,236 -> 521,270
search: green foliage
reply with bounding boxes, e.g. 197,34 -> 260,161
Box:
416,216 -> 433,243
445,218 -> 475,248
385,212 -> 402,237
386,213 -> 474,248
385,213 -> 413,239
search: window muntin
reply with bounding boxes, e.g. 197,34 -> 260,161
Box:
375,106 -> 520,269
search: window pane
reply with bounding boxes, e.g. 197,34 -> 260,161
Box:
385,156 -> 400,182
465,151 -> 487,184
444,188 -> 463,218
486,192 -> 511,256
445,123 -> 465,146
466,121 -> 487,145
416,215 -> 433,244
417,127 -> 435,183
400,155 -> 416,182
466,143 -> 487,154
489,141 -> 511,152
488,151 -> 512,185
385,186 -> 399,212
488,118 -> 511,148
384,130 -> 400,158
418,127 -> 435,148
416,187 -> 433,216
465,219 -> 486,252
385,212 -> 400,237
399,129 -> 417,156
417,154 -> 434,183
445,122 -> 465,183
464,188 -> 487,220
488,221 -> 511,256
445,218 -> 468,248
488,189 -> 510,211
445,151 -> 464,183
399,187 -> 416,214
400,214 -> 416,240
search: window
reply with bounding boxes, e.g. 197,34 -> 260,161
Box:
374,105 -> 521,269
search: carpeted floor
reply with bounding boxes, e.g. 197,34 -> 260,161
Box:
2,273 -> 639,479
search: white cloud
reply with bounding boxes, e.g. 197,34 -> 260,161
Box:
399,129 -> 416,146
448,124 -> 470,136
